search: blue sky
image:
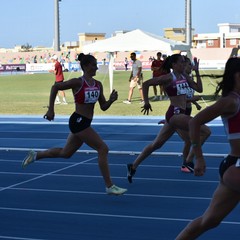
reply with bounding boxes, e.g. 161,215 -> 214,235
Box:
1,0 -> 240,48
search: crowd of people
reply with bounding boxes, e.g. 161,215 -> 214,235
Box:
0,51 -> 76,65
21,50 -> 240,238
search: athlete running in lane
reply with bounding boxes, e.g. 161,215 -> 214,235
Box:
22,53 -> 127,196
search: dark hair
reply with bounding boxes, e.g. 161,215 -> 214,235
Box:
130,52 -> 136,57
161,53 -> 182,73
215,57 -> 240,97
183,56 -> 191,63
77,53 -> 96,70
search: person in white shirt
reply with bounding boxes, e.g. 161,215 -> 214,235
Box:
123,52 -> 144,104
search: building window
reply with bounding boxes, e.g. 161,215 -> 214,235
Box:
174,30 -> 184,35
230,39 -> 237,45
230,27 -> 240,33
207,40 -> 214,46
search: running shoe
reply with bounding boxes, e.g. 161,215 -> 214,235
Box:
22,150 -> 36,168
123,100 -> 131,104
158,119 -> 166,125
106,185 -> 127,195
127,163 -> 136,183
181,162 -> 194,173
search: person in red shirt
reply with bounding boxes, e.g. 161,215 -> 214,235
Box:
151,52 -> 167,101
49,55 -> 68,104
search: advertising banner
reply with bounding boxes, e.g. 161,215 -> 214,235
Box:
0,64 -> 26,72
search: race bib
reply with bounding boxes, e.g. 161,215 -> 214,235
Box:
176,81 -> 189,95
186,87 -> 194,98
84,88 -> 100,103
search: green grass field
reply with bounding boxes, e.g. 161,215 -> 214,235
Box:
0,70 -> 222,117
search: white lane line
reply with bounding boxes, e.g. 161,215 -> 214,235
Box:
0,206 -> 239,225
7,187 -> 213,201
0,147 -> 228,158
0,156 -> 97,192
0,172 -> 219,184
0,236 -> 46,240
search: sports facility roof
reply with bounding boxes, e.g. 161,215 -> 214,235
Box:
82,29 -> 190,54
82,29 -> 190,92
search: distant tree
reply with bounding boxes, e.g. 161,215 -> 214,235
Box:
21,43 -> 33,52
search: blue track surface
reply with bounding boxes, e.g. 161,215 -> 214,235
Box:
0,116 -> 238,240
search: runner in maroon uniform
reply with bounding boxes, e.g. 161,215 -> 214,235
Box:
22,53 -> 127,195
127,54 -> 210,183
176,57 -> 240,239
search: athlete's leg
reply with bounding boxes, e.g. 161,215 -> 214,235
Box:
176,182 -> 240,240
223,164 -> 240,193
75,126 -> 113,187
169,114 -> 211,164
36,133 -> 83,160
185,124 -> 211,163
131,122 -> 175,170
175,128 -> 191,161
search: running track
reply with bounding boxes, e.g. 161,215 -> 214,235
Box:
0,115 -> 238,240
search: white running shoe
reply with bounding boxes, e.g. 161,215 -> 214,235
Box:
61,102 -> 68,105
123,100 -> 131,104
22,150 -> 36,168
106,185 -> 127,195
55,101 -> 61,105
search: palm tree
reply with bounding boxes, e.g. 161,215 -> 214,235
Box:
21,43 -> 33,52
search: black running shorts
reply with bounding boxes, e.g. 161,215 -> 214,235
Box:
69,112 -> 92,134
219,155 -> 239,178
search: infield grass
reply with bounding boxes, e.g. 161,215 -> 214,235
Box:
0,69 -> 222,117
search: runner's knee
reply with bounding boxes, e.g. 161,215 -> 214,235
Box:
60,149 -> 75,159
201,215 -> 221,230
201,125 -> 211,138
97,143 -> 109,156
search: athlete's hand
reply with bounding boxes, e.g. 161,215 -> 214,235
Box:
141,102 -> 152,115
192,57 -> 200,72
196,103 -> 202,111
194,156 -> 206,176
43,109 -> 55,121
109,89 -> 118,102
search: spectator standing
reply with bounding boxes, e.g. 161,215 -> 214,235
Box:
49,55 -> 68,105
151,52 -> 166,101
124,57 -> 129,70
123,52 -> 144,104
